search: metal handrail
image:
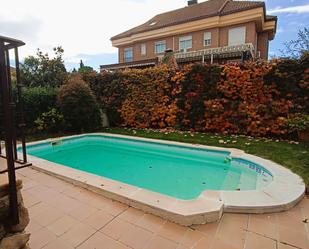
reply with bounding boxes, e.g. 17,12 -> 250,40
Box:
174,43 -> 255,59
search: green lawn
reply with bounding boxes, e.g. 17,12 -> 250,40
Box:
104,128 -> 309,188
26,128 -> 309,188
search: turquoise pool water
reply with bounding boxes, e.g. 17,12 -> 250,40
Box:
25,135 -> 273,200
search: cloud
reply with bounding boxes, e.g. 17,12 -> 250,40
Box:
0,15 -> 42,42
0,0 -> 191,60
268,4 -> 309,14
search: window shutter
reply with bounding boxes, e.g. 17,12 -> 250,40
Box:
228,26 -> 246,46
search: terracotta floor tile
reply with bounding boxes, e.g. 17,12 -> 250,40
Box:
158,221 -> 188,242
248,215 -> 278,239
145,235 -> 178,249
250,213 -> 278,224
119,223 -> 153,249
83,210 -> 114,230
47,194 -> 82,213
244,232 -> 277,249
68,202 -> 99,221
277,242 -> 300,249
83,194 -> 115,210
180,229 -> 205,248
103,200 -> 128,216
220,213 -> 249,229
286,205 -> 305,219
47,215 -> 80,236
60,223 -> 96,247
176,245 -> 191,249
29,227 -> 57,249
118,207 -> 145,223
21,161 -> 309,249
32,206 -> 65,227
193,234 -> 213,249
100,218 -> 132,240
136,213 -> 166,232
301,204 -> 309,221
26,183 -> 59,202
278,225 -> 309,249
277,211 -> 307,233
18,167 -> 40,178
215,214 -> 248,248
25,219 -> 43,233
22,192 -> 41,208
28,202 -> 53,218
22,178 -> 40,191
191,222 -> 219,237
77,232 -> 129,249
42,238 -> 74,249
210,238 -> 239,249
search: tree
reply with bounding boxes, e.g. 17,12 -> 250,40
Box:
78,59 -> 94,73
21,47 -> 67,87
57,74 -> 101,131
281,28 -> 309,58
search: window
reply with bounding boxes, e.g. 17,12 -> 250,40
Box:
228,26 -> 246,46
141,44 -> 146,56
179,36 -> 192,52
124,47 -> 133,62
204,32 -> 211,46
155,41 -> 166,54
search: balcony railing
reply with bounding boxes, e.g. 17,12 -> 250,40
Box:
172,43 -> 255,62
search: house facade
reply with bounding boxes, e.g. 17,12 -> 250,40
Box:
101,0 -> 277,71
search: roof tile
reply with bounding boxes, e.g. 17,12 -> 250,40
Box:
111,0 -> 265,40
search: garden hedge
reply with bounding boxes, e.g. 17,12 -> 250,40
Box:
85,55 -> 308,137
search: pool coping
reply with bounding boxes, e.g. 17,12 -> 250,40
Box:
21,133 -> 305,226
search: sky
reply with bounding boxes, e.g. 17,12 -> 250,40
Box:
1,0 -> 309,71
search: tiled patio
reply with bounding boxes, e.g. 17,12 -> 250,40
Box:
8,163 -> 309,249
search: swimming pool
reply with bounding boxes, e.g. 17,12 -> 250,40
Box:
23,133 -> 305,225
25,135 -> 272,200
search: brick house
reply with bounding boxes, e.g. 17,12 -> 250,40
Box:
101,0 -> 277,71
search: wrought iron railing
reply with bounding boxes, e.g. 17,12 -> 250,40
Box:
0,35 -> 31,225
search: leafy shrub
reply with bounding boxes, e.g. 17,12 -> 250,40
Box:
83,71 -> 127,126
21,87 -> 58,129
288,113 -> 309,132
80,58 -> 308,137
34,108 -> 64,133
119,65 -> 177,128
171,64 -> 221,130
57,75 -> 101,132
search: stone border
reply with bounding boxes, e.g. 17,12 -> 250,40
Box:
20,133 -> 305,226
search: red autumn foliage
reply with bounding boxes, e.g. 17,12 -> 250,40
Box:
86,59 -> 308,137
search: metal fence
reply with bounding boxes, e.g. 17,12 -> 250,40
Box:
0,35 -> 31,225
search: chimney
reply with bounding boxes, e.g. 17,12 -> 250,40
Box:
188,0 -> 198,6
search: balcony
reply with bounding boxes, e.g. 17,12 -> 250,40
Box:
172,43 -> 255,63
100,43 -> 255,71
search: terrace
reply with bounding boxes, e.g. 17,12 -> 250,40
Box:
4,158 -> 307,249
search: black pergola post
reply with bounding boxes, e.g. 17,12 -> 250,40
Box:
0,35 -> 29,225
0,41 -> 19,224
